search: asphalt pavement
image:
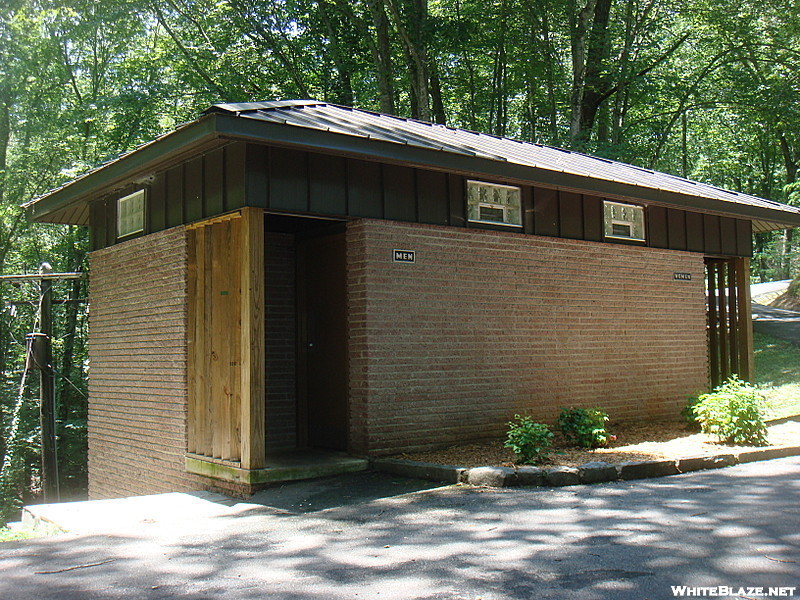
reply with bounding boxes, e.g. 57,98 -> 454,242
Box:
748,279 -> 800,344
752,302 -> 800,344
2,457 -> 799,600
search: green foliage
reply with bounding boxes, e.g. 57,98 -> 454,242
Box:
754,332 -> 800,420
692,377 -> 769,446
504,415 -> 554,465
0,526 -> 36,542
786,278 -> 800,300
557,407 -> 611,449
681,394 -> 702,429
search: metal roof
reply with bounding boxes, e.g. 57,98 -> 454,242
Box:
206,101 -> 800,228
25,99 -> 800,232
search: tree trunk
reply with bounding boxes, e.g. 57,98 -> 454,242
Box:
455,0 -> 477,129
489,0 -> 509,136
0,86 -> 11,206
384,0 -> 430,120
568,0 -> 599,146
778,133 -> 798,278
573,0 -> 612,147
365,0 -> 396,114
429,57 -> 446,124
316,0 -> 354,105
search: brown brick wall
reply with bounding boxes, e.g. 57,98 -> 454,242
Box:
347,219 -> 709,455
88,227 -> 209,498
264,232 -> 297,449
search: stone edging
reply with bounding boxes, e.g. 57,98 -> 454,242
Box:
370,445 -> 800,488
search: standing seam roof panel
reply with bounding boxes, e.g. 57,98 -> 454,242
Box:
216,101 -> 794,216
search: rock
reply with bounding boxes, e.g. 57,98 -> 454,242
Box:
736,446 -> 800,464
579,461 -> 618,484
677,455 -> 736,473
544,466 -> 580,487
617,460 -> 679,480
465,466 -> 519,487
516,466 -> 545,486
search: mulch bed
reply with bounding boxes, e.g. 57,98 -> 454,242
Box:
396,419 -> 800,469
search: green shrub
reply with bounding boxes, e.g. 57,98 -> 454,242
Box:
557,407 -> 611,448
504,415 -> 554,464
681,395 -> 702,429
692,377 -> 769,446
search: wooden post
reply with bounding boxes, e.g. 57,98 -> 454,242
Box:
0,269 -> 82,502
25,265 -> 60,503
716,261 -> 729,379
727,259 -> 739,376
706,260 -> 720,388
239,207 -> 265,469
39,275 -> 59,502
735,257 -> 755,382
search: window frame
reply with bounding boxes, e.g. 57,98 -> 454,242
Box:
603,200 -> 646,242
117,189 -> 146,239
466,180 -> 523,228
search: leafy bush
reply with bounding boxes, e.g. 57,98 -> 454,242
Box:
681,395 -> 702,429
692,377 -> 769,446
557,407 -> 611,448
504,415 -> 554,464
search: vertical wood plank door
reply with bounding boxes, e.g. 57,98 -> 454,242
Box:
297,232 -> 348,451
187,209 -> 265,467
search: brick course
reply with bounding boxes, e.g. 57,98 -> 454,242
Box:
87,227 -> 210,498
87,217 -> 712,490
346,219 -> 709,455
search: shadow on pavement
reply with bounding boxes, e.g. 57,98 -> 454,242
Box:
248,470 -> 446,514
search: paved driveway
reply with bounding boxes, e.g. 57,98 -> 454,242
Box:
752,302 -> 800,344
2,458 -> 799,600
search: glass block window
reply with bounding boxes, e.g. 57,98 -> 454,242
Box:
467,180 -> 522,227
603,200 -> 645,242
117,189 -> 145,238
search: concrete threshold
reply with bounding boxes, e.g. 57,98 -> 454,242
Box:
185,449 -> 369,485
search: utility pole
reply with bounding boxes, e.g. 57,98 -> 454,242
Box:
2,265 -> 84,504
38,263 -> 57,502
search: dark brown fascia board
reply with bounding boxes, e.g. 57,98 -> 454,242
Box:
28,111 -> 800,229
25,115 -> 224,222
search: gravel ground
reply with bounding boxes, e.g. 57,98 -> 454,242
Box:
397,419 -> 800,468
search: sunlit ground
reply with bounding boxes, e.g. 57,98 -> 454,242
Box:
754,332 -> 800,420
0,526 -> 37,542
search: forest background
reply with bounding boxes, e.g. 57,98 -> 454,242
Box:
1,0 -> 800,520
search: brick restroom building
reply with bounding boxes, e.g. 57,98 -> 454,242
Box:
26,101 -> 800,498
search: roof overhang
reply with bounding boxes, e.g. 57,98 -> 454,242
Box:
24,115 -> 227,225
26,111 -> 800,233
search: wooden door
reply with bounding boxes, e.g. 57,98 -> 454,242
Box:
297,232 -> 348,450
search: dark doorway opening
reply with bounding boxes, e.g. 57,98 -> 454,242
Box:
296,225 -> 348,451
264,215 -> 349,452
